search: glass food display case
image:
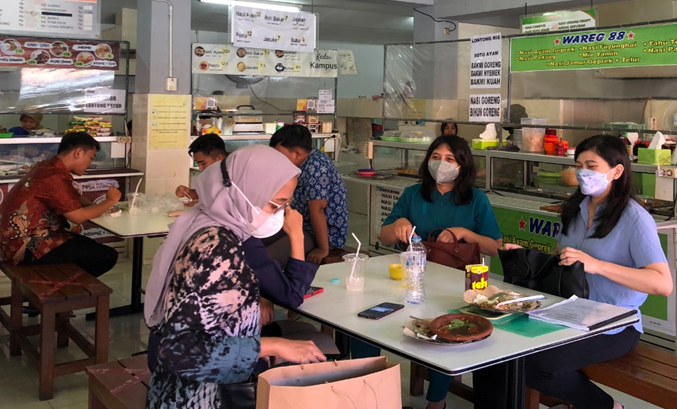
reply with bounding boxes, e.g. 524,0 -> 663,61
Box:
0,35 -> 140,244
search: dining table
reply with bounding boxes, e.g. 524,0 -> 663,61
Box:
86,209 -> 173,318
294,253 -> 639,409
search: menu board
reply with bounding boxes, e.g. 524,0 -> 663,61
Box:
0,36 -> 120,70
192,43 -> 337,78
511,22 -> 677,72
0,0 -> 100,38
230,5 -> 316,52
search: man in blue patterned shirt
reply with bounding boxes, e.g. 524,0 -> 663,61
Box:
268,125 -> 348,264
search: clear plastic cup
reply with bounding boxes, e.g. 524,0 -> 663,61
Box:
126,193 -> 145,215
343,253 -> 369,292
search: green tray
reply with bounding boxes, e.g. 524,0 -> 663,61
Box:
0,133 -> 12,138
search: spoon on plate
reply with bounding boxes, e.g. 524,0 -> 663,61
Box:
496,294 -> 546,307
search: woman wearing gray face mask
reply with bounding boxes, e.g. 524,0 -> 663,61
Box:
362,135 -> 503,409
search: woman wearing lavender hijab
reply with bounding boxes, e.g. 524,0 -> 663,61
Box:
144,145 -> 325,409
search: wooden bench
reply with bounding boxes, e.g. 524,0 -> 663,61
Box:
87,354 -> 151,409
410,342 -> 677,409
526,342 -> 677,409
0,261 -> 112,400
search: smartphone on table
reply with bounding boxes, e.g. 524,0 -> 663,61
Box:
304,286 -> 324,299
357,302 -> 405,320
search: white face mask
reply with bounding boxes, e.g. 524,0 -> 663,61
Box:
231,183 -> 285,238
428,160 -> 460,184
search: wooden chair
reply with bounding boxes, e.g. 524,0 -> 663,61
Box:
87,354 -> 151,409
0,261 -> 112,400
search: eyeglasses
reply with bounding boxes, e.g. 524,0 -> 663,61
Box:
269,200 -> 292,214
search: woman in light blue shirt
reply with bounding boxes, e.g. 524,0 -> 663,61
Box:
488,135 -> 672,409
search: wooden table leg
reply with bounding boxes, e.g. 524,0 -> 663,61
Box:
56,312 -> 70,348
9,279 -> 23,356
95,295 -> 110,364
39,304 -> 56,401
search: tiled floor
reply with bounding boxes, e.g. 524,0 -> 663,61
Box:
0,212 -> 662,408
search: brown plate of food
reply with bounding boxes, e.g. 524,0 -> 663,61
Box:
464,285 -> 542,313
403,318 -> 485,345
430,313 -> 493,343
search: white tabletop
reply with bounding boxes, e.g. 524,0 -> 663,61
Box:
299,254 -> 638,375
90,210 -> 173,238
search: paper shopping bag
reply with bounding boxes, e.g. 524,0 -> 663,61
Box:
256,356 -> 401,409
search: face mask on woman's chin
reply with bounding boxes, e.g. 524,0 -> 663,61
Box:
231,182 -> 285,238
428,160 -> 460,184
575,168 -> 613,197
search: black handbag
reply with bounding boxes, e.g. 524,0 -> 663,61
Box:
498,248 -> 589,298
219,375 -> 257,409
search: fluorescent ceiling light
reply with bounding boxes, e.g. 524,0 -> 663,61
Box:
199,0 -> 301,12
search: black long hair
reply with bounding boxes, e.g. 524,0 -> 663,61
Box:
560,134 -> 635,239
418,135 -> 476,205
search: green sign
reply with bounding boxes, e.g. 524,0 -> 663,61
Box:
489,206 -> 669,322
521,9 -> 596,34
489,207 -> 560,274
511,23 -> 677,72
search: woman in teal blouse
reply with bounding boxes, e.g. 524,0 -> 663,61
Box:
380,135 -> 502,256
357,135 -> 502,409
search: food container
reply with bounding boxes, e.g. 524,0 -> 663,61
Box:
560,167 -> 579,186
232,105 -> 264,134
399,130 -> 434,144
388,263 -> 403,280
521,118 -> 546,152
357,169 -> 376,177
381,130 -> 401,141
233,105 -> 262,123
465,264 -> 489,291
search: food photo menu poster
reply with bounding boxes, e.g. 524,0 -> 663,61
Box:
191,43 -> 337,78
0,37 -> 119,70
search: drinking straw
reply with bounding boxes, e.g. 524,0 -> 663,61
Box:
407,226 -> 417,252
131,178 -> 142,211
349,232 -> 362,283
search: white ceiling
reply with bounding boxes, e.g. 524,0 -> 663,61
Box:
100,0 -> 421,44
100,0 -> 629,44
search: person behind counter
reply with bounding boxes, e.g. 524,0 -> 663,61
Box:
9,113 -> 43,136
175,133 -> 227,202
0,132 -> 121,278
268,124 -> 348,265
144,145 -> 325,408
353,134 -> 503,409
482,135 -> 673,409
440,120 -> 457,136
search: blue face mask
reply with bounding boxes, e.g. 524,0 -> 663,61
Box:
575,168 -> 613,197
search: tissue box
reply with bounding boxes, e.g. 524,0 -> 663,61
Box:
472,139 -> 499,150
638,148 -> 671,165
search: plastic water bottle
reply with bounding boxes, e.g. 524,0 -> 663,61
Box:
405,236 -> 427,304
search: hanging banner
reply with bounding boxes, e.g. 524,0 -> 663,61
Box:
0,36 -> 120,70
469,94 -> 501,122
470,33 -> 502,89
0,0 -> 100,38
230,5 -> 316,52
511,23 -> 677,72
192,43 -> 337,77
521,9 -> 596,34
